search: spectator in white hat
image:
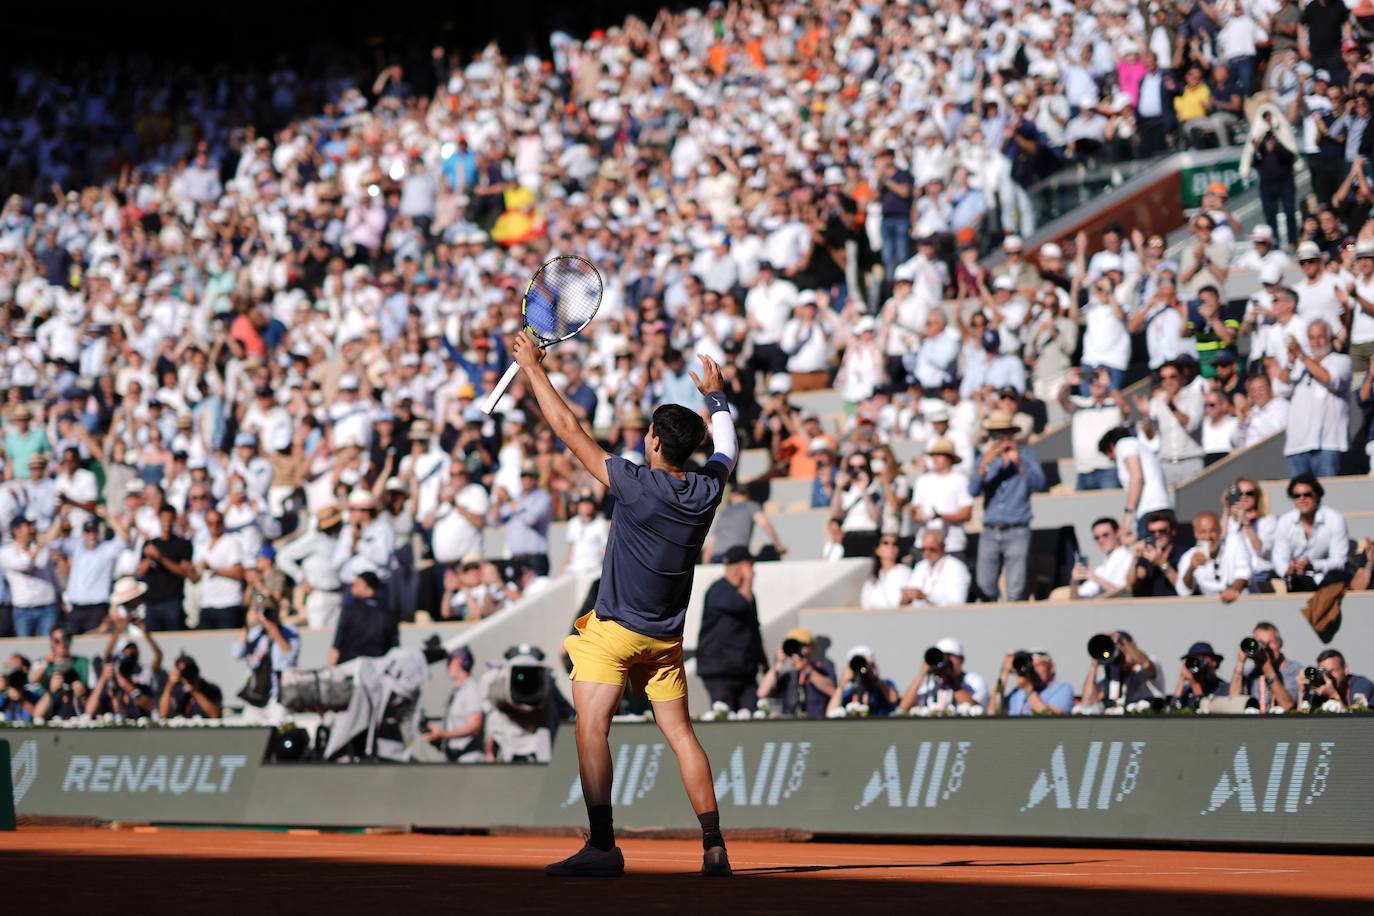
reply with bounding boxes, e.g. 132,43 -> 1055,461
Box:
897,636 -> 989,712
1348,239 -> 1374,364
334,488 -> 397,586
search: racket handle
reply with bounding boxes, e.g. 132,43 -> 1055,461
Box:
481,362 -> 522,415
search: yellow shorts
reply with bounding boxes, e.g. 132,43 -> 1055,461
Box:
565,611 -> 687,702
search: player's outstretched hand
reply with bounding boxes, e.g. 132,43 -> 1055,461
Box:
690,354 -> 725,395
511,331 -> 547,371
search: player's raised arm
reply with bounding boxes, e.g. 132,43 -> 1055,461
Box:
691,354 -> 737,474
511,332 -> 611,487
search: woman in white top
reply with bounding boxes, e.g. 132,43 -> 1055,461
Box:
831,452 -> 882,557
1200,390 -> 1241,465
860,535 -> 914,609
1069,263 -> 1130,390
911,438 -> 974,554
1223,475 -> 1278,591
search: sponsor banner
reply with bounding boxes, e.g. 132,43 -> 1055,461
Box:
535,719 -> 1374,845
7,728 -> 271,822
1180,160 -> 1255,209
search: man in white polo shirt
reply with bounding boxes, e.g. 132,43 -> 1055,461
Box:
1098,426 -> 1172,539
1294,241 -> 1348,349
1345,238 -> 1374,364
1059,367 -> 1125,490
1283,319 -> 1351,478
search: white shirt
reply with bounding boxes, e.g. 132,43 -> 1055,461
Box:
1285,352 -> 1351,455
1069,396 -> 1123,473
1252,313 -> 1309,396
1227,513 -> 1278,577
1081,300 -> 1131,370
912,471 -> 973,552
780,318 -> 833,373
400,449 -> 451,520
1272,506 -> 1349,582
1115,437 -> 1172,515
1242,396 -> 1290,447
912,670 -> 990,710
906,554 -> 972,607
1202,414 -> 1240,454
1350,273 -> 1374,345
0,542 -> 58,606
565,515 -> 609,575
54,467 -> 99,526
1076,545 -> 1133,599
860,564 -> 913,609
1177,537 -> 1252,596
1143,303 -> 1189,369
431,483 -> 490,564
195,536 -> 244,607
1296,273 -> 1344,332
1146,387 -> 1204,461
744,279 -> 798,345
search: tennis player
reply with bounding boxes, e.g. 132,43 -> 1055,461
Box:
511,332 -> 736,878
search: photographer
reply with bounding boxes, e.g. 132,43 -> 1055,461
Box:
995,649 -> 1073,716
232,592 -> 301,715
1229,622 -> 1301,712
1126,510 -> 1186,597
1299,649 -> 1374,711
422,646 -> 486,762
1176,511 -> 1251,602
31,666 -> 89,720
30,624 -> 90,688
1,654 -> 38,722
1174,642 -> 1230,710
157,654 -> 223,719
898,638 -> 989,713
1082,631 -> 1164,707
827,646 -> 899,717
757,627 -> 837,719
86,608 -> 165,719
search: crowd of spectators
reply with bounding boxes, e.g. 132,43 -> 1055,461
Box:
4,0 -> 1374,729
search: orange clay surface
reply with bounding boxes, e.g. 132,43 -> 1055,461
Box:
4,826 -> 1372,914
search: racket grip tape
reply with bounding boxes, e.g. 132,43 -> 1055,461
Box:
481,362 -> 522,415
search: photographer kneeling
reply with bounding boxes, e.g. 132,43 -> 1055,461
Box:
32,667 -> 89,720
758,628 -> 837,719
826,645 -> 899,717
1298,649 -> 1374,711
158,654 -> 223,719
898,638 -> 988,713
1081,630 -> 1164,709
1174,642 -> 1230,710
995,649 -> 1073,716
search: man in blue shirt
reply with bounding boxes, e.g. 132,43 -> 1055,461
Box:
495,463 -> 553,576
511,332 -> 737,878
58,516 -> 130,633
996,649 -> 1074,716
969,410 -> 1045,601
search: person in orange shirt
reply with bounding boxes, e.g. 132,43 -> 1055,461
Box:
229,305 -> 267,359
782,412 -> 837,479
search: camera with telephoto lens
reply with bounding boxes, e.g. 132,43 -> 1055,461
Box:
1087,634 -> 1122,666
782,638 -> 804,658
1185,655 -> 1208,677
1011,650 -> 1035,678
1241,637 -> 1265,660
924,646 -> 947,669
116,655 -> 139,679
849,654 -> 881,692
1305,666 -> 1326,688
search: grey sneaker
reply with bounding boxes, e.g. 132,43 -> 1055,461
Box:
702,846 -> 732,876
546,842 -> 625,877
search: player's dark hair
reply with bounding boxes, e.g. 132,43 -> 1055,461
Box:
651,404 -> 706,469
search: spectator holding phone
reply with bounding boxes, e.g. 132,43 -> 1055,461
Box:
1127,510 -> 1186,596
1177,510 -> 1252,602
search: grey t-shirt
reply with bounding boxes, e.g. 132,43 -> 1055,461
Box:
712,499 -> 759,555
595,454 -> 729,638
443,678 -> 485,761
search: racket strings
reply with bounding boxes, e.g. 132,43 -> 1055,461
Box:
524,257 -> 602,344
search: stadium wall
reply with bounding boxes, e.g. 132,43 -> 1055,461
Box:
7,719 -> 1372,847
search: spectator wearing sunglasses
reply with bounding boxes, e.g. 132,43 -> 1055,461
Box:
1070,517 -> 1133,599
1127,510 -> 1186,597
830,452 -> 882,558
1223,476 -> 1279,592
1273,474 -> 1349,592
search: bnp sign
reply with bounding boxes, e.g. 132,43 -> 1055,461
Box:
1181,160 -> 1256,209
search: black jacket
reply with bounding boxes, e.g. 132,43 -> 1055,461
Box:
332,591 -> 399,664
695,578 -> 766,680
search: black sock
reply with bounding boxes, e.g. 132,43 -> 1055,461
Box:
587,804 -> 615,851
698,810 -> 725,851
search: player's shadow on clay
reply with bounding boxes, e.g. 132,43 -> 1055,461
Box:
731,858 -> 1112,877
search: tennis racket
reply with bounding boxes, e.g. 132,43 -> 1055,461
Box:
481,255 -> 604,415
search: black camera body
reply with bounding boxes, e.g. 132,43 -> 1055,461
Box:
1011,650 -> 1035,678
1185,655 -> 1208,677
4,669 -> 27,691
117,655 -> 139,680
1241,637 -> 1265,660
1087,634 -> 1122,666
1305,666 -> 1326,688
924,646 -> 947,668
782,638 -> 804,658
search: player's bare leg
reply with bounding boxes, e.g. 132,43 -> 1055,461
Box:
651,695 -> 731,876
547,680 -> 626,877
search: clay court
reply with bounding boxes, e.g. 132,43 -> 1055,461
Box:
5,826 -> 1371,914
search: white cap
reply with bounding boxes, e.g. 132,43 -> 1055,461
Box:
992,275 -> 1016,291
1297,240 -> 1323,261
925,404 -> 950,423
1251,224 -> 1275,242
768,374 -> 793,394
1357,240 -> 1374,259
1002,235 -> 1024,252
893,264 -> 916,283
936,637 -> 965,657
1260,262 -> 1284,285
1039,242 -> 1063,260
855,316 -> 877,334
823,165 -> 845,186
1096,252 -> 1123,273
808,436 -> 832,454
338,373 -> 360,390
348,489 -> 375,510
847,644 -> 876,663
